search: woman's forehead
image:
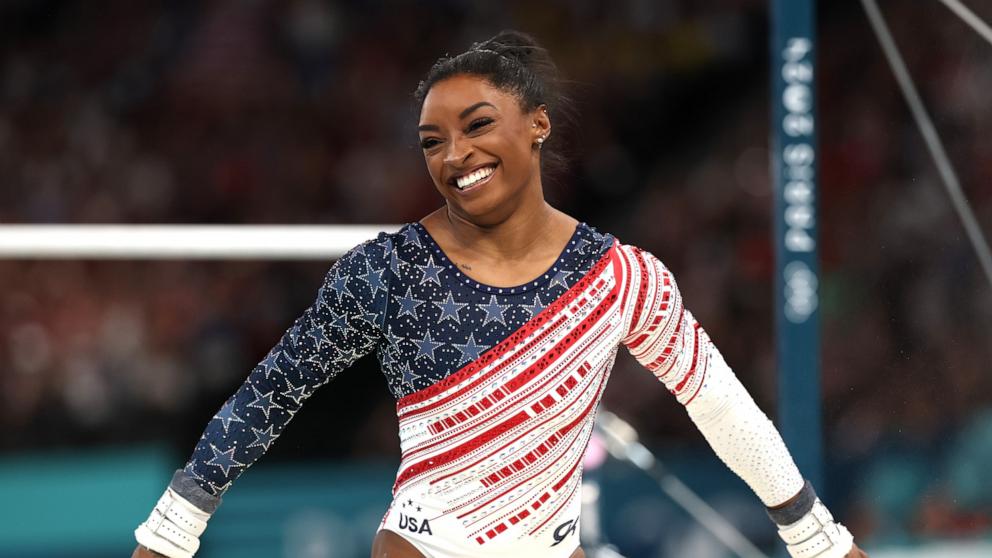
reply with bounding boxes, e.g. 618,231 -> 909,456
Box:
419,75 -> 519,122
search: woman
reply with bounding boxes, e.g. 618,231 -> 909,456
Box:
133,31 -> 866,558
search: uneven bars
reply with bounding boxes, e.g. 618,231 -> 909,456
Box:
937,0 -> 992,46
596,411 -> 770,558
861,0 -> 992,291
0,225 -> 401,260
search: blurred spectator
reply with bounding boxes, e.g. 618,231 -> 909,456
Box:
1,0 -> 990,547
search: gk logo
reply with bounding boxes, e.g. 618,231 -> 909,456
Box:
551,517 -> 578,547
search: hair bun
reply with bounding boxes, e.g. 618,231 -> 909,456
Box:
471,30 -> 542,64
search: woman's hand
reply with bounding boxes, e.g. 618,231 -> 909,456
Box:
846,543 -> 869,557
131,545 -> 167,558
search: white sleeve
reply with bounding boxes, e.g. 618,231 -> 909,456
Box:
619,244 -> 804,506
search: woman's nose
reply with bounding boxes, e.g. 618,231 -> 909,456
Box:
443,136 -> 472,165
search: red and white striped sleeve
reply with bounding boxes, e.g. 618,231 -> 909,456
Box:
618,244 -> 805,506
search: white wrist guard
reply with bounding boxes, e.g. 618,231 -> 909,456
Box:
777,498 -> 854,558
135,487 -> 211,558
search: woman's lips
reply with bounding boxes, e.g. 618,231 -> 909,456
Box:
453,164 -> 497,193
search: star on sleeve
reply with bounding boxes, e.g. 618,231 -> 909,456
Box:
213,399 -> 245,434
180,232 -> 394,498
206,444 -> 245,477
248,425 -> 279,451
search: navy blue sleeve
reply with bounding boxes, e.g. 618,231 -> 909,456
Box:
179,234 -> 392,497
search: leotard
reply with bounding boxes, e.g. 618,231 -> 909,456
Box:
170,222 -> 804,557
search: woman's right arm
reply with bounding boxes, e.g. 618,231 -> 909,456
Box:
131,234 -> 393,557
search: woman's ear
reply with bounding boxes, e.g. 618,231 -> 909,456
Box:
532,105 -> 551,148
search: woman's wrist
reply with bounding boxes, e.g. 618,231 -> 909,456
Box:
767,482 -> 855,558
134,486 -> 212,558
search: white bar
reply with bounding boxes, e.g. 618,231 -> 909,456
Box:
937,0 -> 992,47
0,225 -> 402,259
861,0 -> 992,292
596,411 -> 770,558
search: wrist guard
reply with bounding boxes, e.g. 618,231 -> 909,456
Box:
769,481 -> 854,558
134,487 -> 210,558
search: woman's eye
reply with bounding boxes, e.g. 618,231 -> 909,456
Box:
468,118 -> 493,132
420,138 -> 440,150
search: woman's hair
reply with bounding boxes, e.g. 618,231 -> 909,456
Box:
414,30 -> 576,182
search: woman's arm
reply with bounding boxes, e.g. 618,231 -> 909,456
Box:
132,234 -> 393,557
618,244 -> 864,558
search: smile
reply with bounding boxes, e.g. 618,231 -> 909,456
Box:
454,164 -> 497,191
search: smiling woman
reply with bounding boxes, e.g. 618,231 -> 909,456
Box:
132,30 -> 865,558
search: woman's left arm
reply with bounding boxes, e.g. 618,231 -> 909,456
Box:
617,244 -> 864,558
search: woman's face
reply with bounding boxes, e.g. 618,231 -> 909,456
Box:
418,74 -> 550,225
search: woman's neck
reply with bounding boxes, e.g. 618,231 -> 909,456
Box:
440,200 -> 570,264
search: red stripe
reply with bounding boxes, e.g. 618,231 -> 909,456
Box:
528,469 -> 581,535
555,375 -> 603,439
675,323 -> 702,393
393,409 -> 530,491
403,298 -> 616,466
454,432 -> 566,520
397,245 -> 616,413
404,313 -> 568,421
450,370 -> 608,519
647,314 -> 683,375
684,365 -> 707,405
614,244 -> 631,314
403,286 -> 618,460
459,420 -> 589,527
428,327 -> 612,487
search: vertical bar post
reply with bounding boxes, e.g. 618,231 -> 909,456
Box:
771,0 -> 823,491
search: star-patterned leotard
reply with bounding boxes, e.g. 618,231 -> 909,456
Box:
172,222 -> 805,558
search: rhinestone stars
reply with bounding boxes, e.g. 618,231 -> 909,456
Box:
414,331 -> 445,364
523,293 -> 546,317
206,444 -> 245,477
454,333 -> 485,365
479,295 -> 509,327
363,261 -> 387,296
549,269 -> 571,290
258,350 -> 283,379
419,255 -> 445,286
436,292 -> 468,324
247,386 -> 284,420
213,400 -> 245,434
394,286 -> 425,320
248,425 -> 279,451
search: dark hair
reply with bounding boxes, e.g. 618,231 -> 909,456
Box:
414,30 -> 575,182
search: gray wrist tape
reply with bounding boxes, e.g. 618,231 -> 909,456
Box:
768,482 -> 854,558
767,480 -> 817,526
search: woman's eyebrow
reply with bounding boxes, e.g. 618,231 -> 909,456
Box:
418,101 -> 497,132
459,101 -> 495,119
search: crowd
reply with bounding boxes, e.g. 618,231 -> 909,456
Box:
1,0 -> 990,547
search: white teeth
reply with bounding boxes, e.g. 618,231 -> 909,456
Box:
455,165 -> 496,189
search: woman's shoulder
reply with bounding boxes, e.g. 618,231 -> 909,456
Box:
337,223 -> 435,271
581,226 -> 671,270
574,221 -> 617,256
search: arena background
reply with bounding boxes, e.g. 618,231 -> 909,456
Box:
2,1 -> 991,556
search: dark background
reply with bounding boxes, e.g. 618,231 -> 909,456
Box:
2,1 -> 991,555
